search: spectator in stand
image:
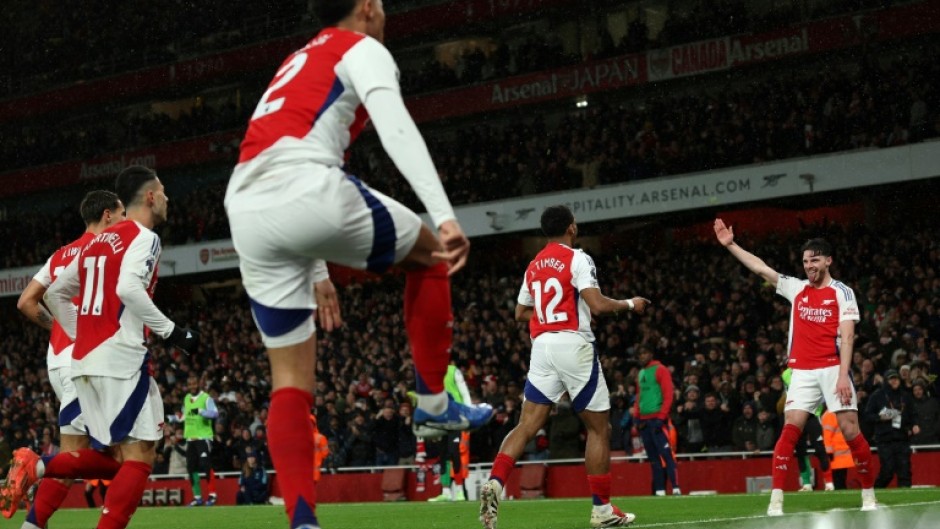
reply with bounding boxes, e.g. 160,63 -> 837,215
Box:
236,449 -> 269,505
344,412 -> 374,467
910,379 -> 939,444
732,402 -> 759,452
675,385 -> 704,453
865,370 -> 917,488
755,408 -> 777,451
632,344 -> 680,495
701,393 -> 733,453
372,403 -> 400,466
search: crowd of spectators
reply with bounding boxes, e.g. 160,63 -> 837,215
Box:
2,218 -> 939,476
1,0 -> 921,171
2,45 -> 938,270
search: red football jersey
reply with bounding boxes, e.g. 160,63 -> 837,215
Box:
33,232 -> 95,368
517,243 -> 599,341
776,275 -> 860,369
238,28 -> 394,166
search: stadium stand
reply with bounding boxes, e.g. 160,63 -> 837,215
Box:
1,0 -> 939,474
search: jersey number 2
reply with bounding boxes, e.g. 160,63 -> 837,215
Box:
251,53 -> 308,120
80,256 -> 107,316
532,278 -> 568,324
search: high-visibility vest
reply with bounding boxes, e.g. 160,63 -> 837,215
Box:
821,411 -> 854,470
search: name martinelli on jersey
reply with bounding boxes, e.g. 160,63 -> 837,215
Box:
86,232 -> 126,254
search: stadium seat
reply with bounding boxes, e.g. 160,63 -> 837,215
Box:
519,464 -> 546,499
381,468 -> 407,501
168,488 -> 182,506
154,488 -> 167,506
140,488 -> 154,506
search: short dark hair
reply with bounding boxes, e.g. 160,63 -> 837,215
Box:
79,190 -> 121,225
115,166 -> 158,208
314,0 -> 358,26
800,238 -> 833,257
540,205 -> 574,237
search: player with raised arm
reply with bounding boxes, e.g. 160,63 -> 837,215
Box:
7,191 -> 125,526
479,205 -> 649,529
224,1 -> 492,527
714,218 -> 876,516
1,166 -> 197,529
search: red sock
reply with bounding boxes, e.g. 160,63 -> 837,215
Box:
207,469 -> 216,496
44,449 -> 121,480
772,424 -> 802,490
587,474 -> 612,506
28,479 -> 70,527
846,433 -> 875,489
405,263 -> 452,394
268,387 -> 317,527
97,461 -> 151,529
489,453 -> 516,485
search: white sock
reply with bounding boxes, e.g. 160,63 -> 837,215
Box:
593,503 -> 613,514
35,459 -> 45,479
655,490 -> 665,496
417,392 -> 448,415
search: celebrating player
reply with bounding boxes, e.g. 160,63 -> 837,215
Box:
714,218 -> 876,515
224,1 -> 492,527
7,191 -> 124,526
2,166 -> 197,529
479,205 -> 649,529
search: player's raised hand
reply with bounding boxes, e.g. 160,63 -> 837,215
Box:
714,218 -> 734,247
314,278 -> 342,332
433,219 -> 470,275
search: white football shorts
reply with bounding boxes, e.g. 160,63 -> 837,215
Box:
785,365 -> 857,413
49,364 -> 85,436
524,332 -> 610,413
226,161 -> 422,347
73,369 -> 164,447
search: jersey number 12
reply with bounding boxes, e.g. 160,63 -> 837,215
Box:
532,278 -> 568,324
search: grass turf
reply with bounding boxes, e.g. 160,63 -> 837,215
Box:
8,488 -> 939,528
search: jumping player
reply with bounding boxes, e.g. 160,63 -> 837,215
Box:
714,219 -> 876,515
224,1 -> 492,527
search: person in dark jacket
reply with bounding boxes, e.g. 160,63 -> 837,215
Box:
910,379 -> 939,444
864,370 -> 917,487
236,450 -> 269,505
732,402 -> 759,451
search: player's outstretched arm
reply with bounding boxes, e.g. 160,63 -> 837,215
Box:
714,218 -> 779,286
17,279 -> 53,331
580,288 -> 650,316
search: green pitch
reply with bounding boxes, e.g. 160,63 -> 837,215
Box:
9,488 -> 938,528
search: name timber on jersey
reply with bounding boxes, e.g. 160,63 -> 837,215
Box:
34,231 -> 96,368
237,28 -> 395,167
51,221 -> 174,380
520,243 -> 598,342
776,274 -> 859,370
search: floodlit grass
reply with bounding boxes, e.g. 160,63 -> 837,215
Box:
9,488 -> 939,528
